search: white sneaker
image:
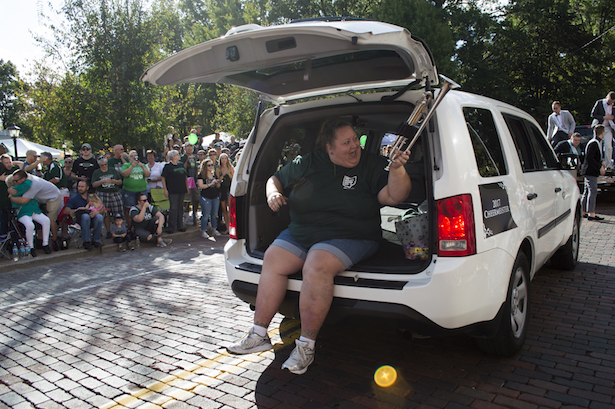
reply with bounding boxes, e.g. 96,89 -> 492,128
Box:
157,240 -> 167,247
281,340 -> 315,375
201,231 -> 210,239
213,230 -> 221,236
227,329 -> 272,354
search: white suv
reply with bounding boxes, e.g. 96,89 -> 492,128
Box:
143,19 -> 581,355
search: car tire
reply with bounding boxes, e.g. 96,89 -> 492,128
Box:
476,252 -> 530,356
550,208 -> 580,271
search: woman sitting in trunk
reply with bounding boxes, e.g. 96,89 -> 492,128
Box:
226,119 -> 412,375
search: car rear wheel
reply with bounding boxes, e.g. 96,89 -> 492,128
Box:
476,252 -> 529,356
550,208 -> 580,270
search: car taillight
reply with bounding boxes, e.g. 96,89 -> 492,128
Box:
229,194 -> 237,240
437,194 -> 476,257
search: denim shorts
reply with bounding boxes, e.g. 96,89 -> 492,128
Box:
271,229 -> 379,269
122,189 -> 147,209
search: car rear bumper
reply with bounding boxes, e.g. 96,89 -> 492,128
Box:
225,239 -> 515,336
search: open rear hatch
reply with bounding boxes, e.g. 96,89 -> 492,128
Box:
142,20 -> 438,103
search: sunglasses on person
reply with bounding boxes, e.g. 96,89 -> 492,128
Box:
82,147 -> 91,151
207,164 -> 214,167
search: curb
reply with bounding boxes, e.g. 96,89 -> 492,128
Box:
0,226 -> 204,274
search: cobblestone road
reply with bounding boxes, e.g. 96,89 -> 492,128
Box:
1,198 -> 615,409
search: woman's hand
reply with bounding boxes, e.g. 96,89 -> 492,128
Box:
267,192 -> 287,212
388,149 -> 410,170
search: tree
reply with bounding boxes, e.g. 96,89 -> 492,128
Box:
212,85 -> 260,138
370,0 -> 456,77
0,60 -> 25,131
38,0 -> 185,151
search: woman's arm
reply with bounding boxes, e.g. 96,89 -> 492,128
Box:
377,151 -> 412,206
265,176 -> 287,212
141,163 -> 151,177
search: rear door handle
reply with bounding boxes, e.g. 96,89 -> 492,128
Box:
527,193 -> 538,200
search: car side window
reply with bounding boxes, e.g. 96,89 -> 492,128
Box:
525,120 -> 559,170
504,114 -> 538,172
464,107 -> 507,177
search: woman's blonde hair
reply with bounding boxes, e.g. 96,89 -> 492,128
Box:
88,193 -> 103,205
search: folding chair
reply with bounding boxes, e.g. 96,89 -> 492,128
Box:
150,188 -> 170,229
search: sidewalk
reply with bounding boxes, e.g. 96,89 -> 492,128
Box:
0,224 -> 204,274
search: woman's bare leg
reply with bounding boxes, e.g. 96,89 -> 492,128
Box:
297,249 -> 345,340
253,245 -> 304,328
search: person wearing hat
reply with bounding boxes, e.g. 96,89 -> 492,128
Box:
110,213 -> 132,252
22,149 -> 42,175
72,143 -> 99,193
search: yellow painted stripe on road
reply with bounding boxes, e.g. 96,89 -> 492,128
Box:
99,320 -> 302,409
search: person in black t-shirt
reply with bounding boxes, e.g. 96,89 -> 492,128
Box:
72,143 -> 99,193
161,150 -> 188,233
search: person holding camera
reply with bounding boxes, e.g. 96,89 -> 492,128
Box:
121,150 -> 150,224
197,158 -> 221,239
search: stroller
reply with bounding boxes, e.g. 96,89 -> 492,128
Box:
0,208 -> 30,260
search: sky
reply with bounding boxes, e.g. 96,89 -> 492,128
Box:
0,0 -> 65,75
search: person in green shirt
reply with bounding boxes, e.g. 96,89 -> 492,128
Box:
121,150 -> 150,224
8,170 -> 52,256
107,144 -> 126,174
227,119 -> 412,375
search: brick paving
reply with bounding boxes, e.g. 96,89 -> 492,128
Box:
0,199 -> 614,408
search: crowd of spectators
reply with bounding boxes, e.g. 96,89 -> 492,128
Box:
0,126 -> 244,256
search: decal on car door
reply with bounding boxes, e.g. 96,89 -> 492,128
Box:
480,182 -> 517,238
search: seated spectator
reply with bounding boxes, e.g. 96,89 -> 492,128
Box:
8,170 -> 52,256
91,156 -> 123,239
130,192 -> 172,247
6,170 -> 62,247
110,213 -> 133,252
65,180 -> 104,250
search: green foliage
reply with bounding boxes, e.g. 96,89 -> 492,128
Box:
0,60 -> 26,132
212,85 -> 259,138
370,0 -> 456,77
10,0 -> 615,150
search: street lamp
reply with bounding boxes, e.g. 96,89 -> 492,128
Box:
7,124 -> 21,160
